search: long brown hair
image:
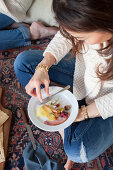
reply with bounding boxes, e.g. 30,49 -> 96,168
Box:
53,0 -> 113,81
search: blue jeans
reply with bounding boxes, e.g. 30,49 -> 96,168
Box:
0,13 -> 31,50
14,50 -> 113,163
14,50 -> 75,88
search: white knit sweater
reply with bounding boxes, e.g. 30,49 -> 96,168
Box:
44,31 -> 113,119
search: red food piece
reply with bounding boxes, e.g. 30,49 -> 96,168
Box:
44,117 -> 68,126
56,104 -> 60,107
60,112 -> 68,118
64,105 -> 71,110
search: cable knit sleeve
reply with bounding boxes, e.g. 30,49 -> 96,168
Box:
43,31 -> 72,64
95,92 -> 113,119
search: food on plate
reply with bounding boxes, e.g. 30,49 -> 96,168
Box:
36,99 -> 71,125
37,105 -> 56,121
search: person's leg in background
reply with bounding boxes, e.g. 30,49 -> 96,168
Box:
0,12 -> 15,29
0,13 -> 58,50
0,13 -> 31,50
14,50 -> 75,88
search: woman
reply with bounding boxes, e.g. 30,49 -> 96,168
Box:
14,0 -> 113,169
0,13 -> 58,50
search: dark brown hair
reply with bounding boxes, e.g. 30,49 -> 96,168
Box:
53,0 -> 113,80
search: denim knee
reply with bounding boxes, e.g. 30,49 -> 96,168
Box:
14,51 -> 34,74
14,51 -> 31,70
14,50 -> 44,86
64,138 -> 89,163
64,117 -> 113,163
64,123 -> 89,163
14,52 -> 22,76
14,51 -> 34,86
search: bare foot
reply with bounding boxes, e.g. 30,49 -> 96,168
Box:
64,157 -> 75,170
30,22 -> 58,40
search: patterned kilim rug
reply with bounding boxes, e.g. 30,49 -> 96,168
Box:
0,38 -> 113,170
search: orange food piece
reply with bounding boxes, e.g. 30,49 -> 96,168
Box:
36,105 -> 56,121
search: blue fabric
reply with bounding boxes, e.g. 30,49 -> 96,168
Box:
0,13 -> 31,50
64,114 -> 113,163
14,50 -> 75,88
0,13 -> 14,29
23,140 -> 65,170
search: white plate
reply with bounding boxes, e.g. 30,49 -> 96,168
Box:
28,86 -> 78,132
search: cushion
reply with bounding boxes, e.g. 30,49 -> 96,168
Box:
23,0 -> 59,27
0,0 -> 33,21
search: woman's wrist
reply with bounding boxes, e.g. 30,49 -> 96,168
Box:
34,52 -> 56,73
39,52 -> 56,69
35,64 -> 49,72
75,106 -> 88,122
75,102 -> 101,122
86,102 -> 101,118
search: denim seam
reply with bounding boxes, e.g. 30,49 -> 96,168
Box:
18,25 -> 31,46
16,62 -> 35,72
72,119 -> 94,142
27,62 -> 38,71
18,62 -> 33,74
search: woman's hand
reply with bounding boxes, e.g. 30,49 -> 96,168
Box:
25,52 -> 56,101
25,69 -> 50,102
